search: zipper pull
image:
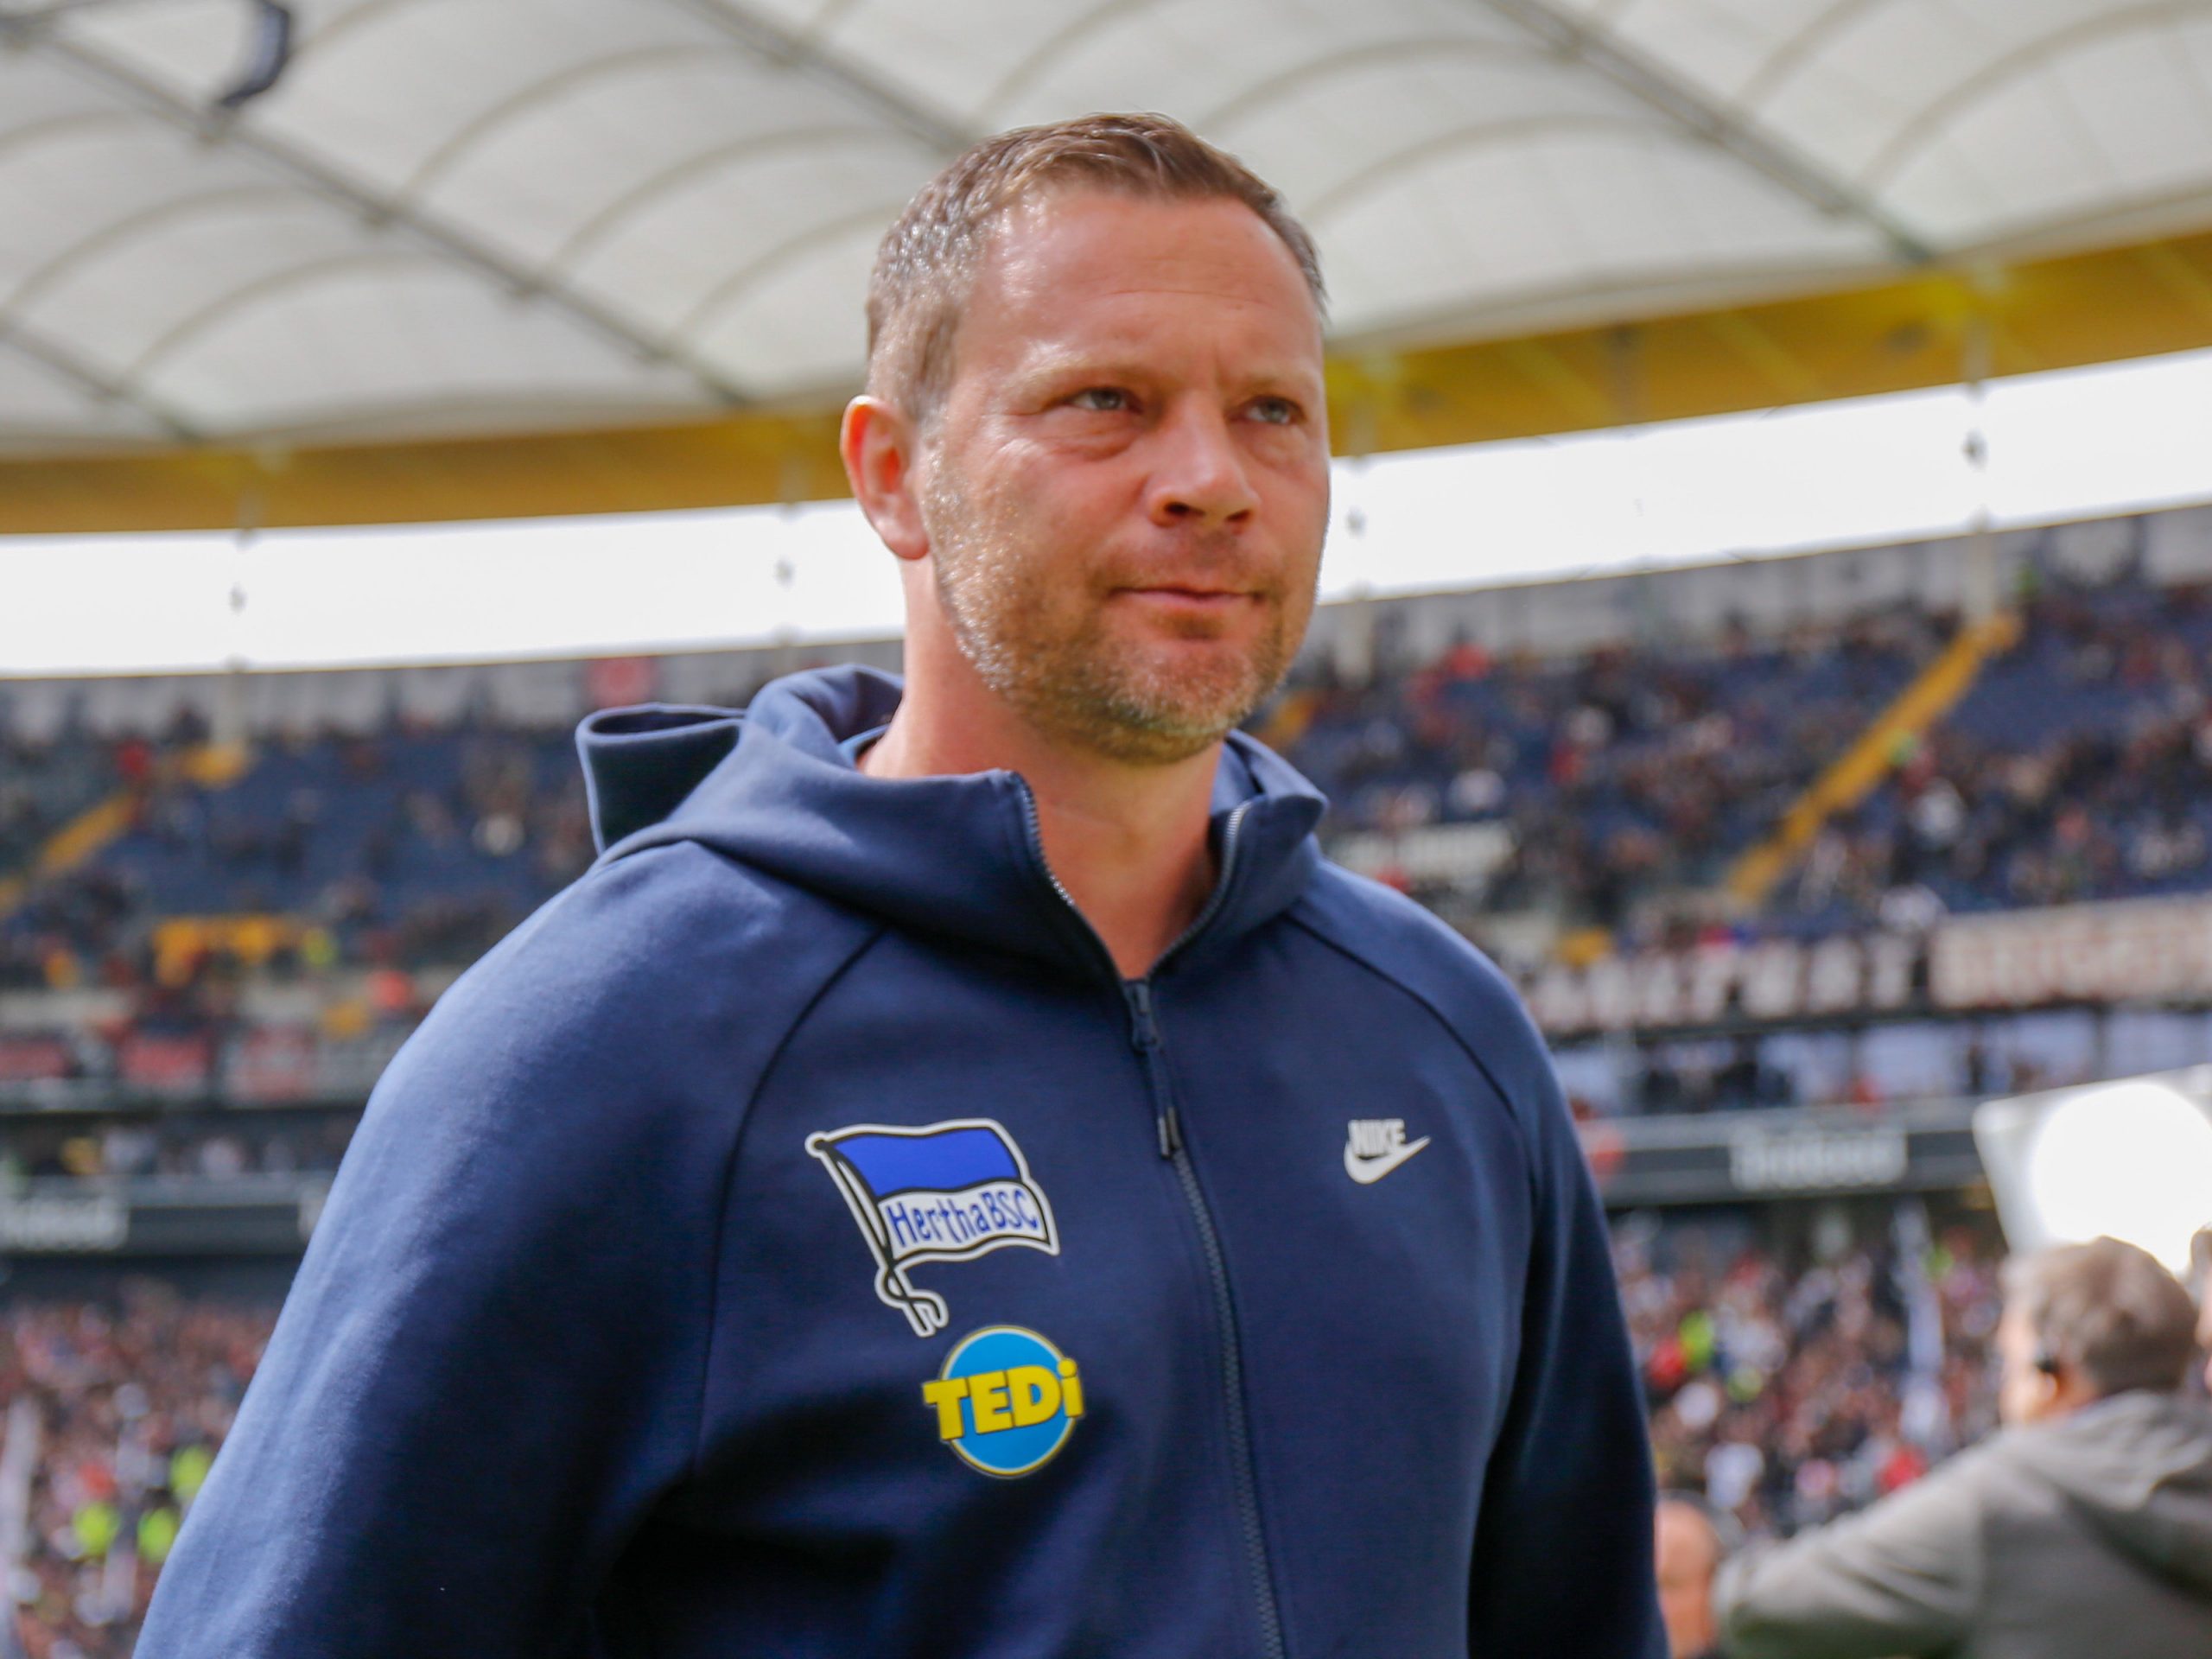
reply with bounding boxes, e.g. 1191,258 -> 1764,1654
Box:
1124,979 -> 1161,1052
1156,1104 -> 1183,1160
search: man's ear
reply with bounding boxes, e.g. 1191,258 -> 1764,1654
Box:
842,396 -> 930,563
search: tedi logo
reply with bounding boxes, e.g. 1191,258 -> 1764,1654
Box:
921,1326 -> 1086,1478
1344,1117 -> 1430,1185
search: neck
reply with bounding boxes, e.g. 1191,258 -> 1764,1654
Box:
861,649 -> 1222,980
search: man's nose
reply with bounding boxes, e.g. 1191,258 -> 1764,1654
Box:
1146,401 -> 1258,528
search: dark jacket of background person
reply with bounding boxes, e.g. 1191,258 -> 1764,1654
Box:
1713,1387 -> 2212,1658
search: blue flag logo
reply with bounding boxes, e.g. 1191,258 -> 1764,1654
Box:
806,1119 -> 1059,1336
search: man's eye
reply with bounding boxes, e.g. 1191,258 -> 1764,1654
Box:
1068,387 -> 1131,412
1247,397 -> 1300,425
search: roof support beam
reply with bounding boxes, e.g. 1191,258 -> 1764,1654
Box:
659,0 -> 974,158
1469,0 -> 1937,265
0,314 -> 201,441
1,12 -> 757,406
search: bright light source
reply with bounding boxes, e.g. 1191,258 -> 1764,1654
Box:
2018,1079 -> 2212,1274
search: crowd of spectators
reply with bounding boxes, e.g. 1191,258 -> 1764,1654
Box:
1274,609 -> 1946,930
0,739 -> 112,889
0,719 -> 596,997
1,1286 -> 274,1659
1789,570 -> 2212,929
1274,563 -> 2212,945
1622,1211 -> 2005,1543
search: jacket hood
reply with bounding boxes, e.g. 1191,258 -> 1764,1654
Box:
575,664 -> 1326,981
2005,1389 -> 2212,1597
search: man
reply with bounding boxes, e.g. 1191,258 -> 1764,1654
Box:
138,114 -> 1662,1657
1715,1236 -> 2212,1658
2195,1225 -> 2212,1393
1655,1494 -> 1734,1659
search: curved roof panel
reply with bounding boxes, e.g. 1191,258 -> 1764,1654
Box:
3,0 -> 2212,528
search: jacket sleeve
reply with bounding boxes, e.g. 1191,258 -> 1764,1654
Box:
1713,1459 -> 1984,1659
1465,1045 -> 1666,1658
135,863 -> 738,1657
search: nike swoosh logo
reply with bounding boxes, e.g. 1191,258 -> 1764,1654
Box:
1344,1136 -> 1431,1185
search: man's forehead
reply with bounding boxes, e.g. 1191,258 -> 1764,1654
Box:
968,188 -> 1321,337
1655,1503 -> 1718,1558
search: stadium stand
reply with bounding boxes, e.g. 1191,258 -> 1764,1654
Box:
1275,607 -> 1946,930
0,723 -> 594,995
3,507 -> 2210,1653
6,528 -> 2199,987
1804,569 -> 2212,925
0,740 -> 114,893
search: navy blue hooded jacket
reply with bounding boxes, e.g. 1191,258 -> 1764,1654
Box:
139,666 -> 1662,1658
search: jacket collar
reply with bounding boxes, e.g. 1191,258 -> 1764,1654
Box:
579,665 -> 1325,982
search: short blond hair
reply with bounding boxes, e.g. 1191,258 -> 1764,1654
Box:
864,112 -> 1325,424
2004,1237 -> 2199,1397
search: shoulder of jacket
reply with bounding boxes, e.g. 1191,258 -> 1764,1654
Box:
382,840 -> 878,1130
1909,1434 -> 2013,1507
575,835 -> 867,950
1290,860 -> 1556,1126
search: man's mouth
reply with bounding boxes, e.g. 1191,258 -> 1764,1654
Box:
1117,584 -> 1255,606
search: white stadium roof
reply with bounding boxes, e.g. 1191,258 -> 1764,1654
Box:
6,0 -> 2212,531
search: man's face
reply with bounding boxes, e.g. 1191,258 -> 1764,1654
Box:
1996,1301 -> 2058,1426
2199,1281 -> 2212,1395
913,188 -> 1331,765
1653,1503 -> 1719,1659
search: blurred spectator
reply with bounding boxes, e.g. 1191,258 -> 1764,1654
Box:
2193,1228 -> 2212,1396
1654,1494 -> 1732,1659
1714,1237 -> 2212,1659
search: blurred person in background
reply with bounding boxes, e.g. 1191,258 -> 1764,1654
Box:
2195,1227 -> 2212,1393
1715,1236 -> 2212,1658
1655,1493 -> 1736,1659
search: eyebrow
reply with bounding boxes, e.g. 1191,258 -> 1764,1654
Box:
1010,346 -> 1323,394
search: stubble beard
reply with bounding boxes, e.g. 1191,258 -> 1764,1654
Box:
921,464 -> 1310,766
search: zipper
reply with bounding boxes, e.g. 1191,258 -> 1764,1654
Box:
1007,786 -> 1253,985
1014,785 -> 1252,1150
1014,782 -> 1286,1659
1012,779 -> 1122,982
1123,971 -> 1287,1659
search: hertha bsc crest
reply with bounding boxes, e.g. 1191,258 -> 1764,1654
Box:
805,1119 -> 1058,1336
